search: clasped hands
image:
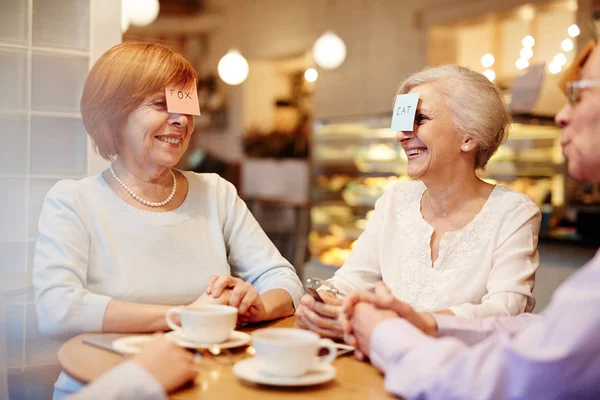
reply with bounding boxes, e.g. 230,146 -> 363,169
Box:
190,275 -> 266,323
296,282 -> 437,359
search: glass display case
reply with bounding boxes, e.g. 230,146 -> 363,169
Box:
308,114 -> 568,271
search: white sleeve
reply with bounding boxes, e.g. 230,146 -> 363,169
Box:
69,361 -> 166,400
326,189 -> 390,295
449,201 -> 541,318
218,178 -> 304,309
33,181 -> 111,338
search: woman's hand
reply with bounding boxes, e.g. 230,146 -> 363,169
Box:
189,290 -> 232,307
341,282 -> 437,360
340,282 -> 437,360
205,275 -> 266,323
295,291 -> 344,339
344,302 -> 398,360
133,334 -> 198,393
342,282 -> 437,337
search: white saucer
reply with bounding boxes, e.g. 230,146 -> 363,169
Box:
112,335 -> 152,355
233,358 -> 336,387
165,330 -> 251,350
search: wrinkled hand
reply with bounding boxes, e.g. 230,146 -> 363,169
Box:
206,275 -> 266,323
133,334 -> 197,394
341,282 -> 437,360
296,291 -> 343,339
341,282 -> 437,337
345,302 -> 398,360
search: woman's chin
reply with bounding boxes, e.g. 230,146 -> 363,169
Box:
406,167 -> 425,179
151,157 -> 181,169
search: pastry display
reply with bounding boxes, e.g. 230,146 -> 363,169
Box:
310,117 -> 568,268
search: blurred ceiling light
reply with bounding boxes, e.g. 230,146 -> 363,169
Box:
568,24 -> 581,38
548,62 -> 562,75
482,69 -> 496,82
520,47 -> 533,60
561,38 -> 574,52
217,49 -> 249,85
480,53 -> 495,68
121,8 -> 130,32
123,0 -> 160,27
515,58 -> 529,70
304,68 -> 318,82
519,5 -> 535,22
522,35 -> 535,48
554,53 -> 567,66
568,0 -> 578,11
312,31 -> 347,69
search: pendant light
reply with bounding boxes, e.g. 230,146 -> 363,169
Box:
312,31 -> 347,70
122,0 -> 160,28
312,0 -> 347,70
218,49 -> 249,86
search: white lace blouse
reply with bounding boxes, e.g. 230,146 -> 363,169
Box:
328,180 -> 541,318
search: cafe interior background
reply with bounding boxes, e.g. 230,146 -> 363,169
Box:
2,0 -> 600,397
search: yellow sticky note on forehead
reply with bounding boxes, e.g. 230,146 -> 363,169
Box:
165,81 -> 201,116
559,40 -> 596,96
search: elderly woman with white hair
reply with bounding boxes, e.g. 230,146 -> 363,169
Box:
297,65 -> 541,338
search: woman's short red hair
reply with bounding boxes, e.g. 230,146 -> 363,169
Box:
81,42 -> 197,160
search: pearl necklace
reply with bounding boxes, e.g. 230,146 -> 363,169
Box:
109,164 -> 177,208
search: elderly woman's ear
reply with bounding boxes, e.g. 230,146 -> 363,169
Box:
461,137 -> 478,152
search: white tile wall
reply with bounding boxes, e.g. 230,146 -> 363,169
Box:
4,303 -> 25,369
32,0 -> 90,51
0,0 -> 28,45
0,1 -> 119,398
0,115 -> 28,174
0,47 -> 28,111
0,242 -> 27,275
31,51 -> 89,113
0,178 -> 27,243
30,117 -> 87,175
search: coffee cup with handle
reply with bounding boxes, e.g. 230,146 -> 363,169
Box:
165,305 -> 237,344
251,328 -> 337,377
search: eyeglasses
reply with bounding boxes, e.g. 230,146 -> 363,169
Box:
566,80 -> 600,104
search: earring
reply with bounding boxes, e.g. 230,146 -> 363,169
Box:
463,145 -> 470,151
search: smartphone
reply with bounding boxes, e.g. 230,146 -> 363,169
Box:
82,334 -> 129,355
304,277 -> 325,303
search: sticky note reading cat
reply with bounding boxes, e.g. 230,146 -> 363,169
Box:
165,81 -> 201,116
391,93 -> 419,132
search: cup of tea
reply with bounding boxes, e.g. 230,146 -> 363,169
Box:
251,328 -> 337,377
165,305 -> 237,344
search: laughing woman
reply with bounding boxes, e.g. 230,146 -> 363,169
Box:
297,65 -> 541,338
32,42 -> 303,398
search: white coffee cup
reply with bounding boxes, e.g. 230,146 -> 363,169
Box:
165,305 -> 237,344
251,328 -> 337,377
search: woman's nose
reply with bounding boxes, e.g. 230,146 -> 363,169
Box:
168,112 -> 189,128
395,130 -> 414,142
555,103 -> 572,129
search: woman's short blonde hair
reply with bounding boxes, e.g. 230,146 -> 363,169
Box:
397,65 -> 510,169
81,42 -> 197,160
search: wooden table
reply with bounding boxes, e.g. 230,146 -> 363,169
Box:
58,317 -> 394,399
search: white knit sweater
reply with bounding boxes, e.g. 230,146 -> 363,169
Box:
33,171 -> 303,339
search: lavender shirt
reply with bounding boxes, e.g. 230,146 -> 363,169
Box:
370,250 -> 600,399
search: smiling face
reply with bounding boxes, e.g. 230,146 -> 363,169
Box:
396,84 -> 466,180
555,46 -> 600,182
118,90 -> 194,169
